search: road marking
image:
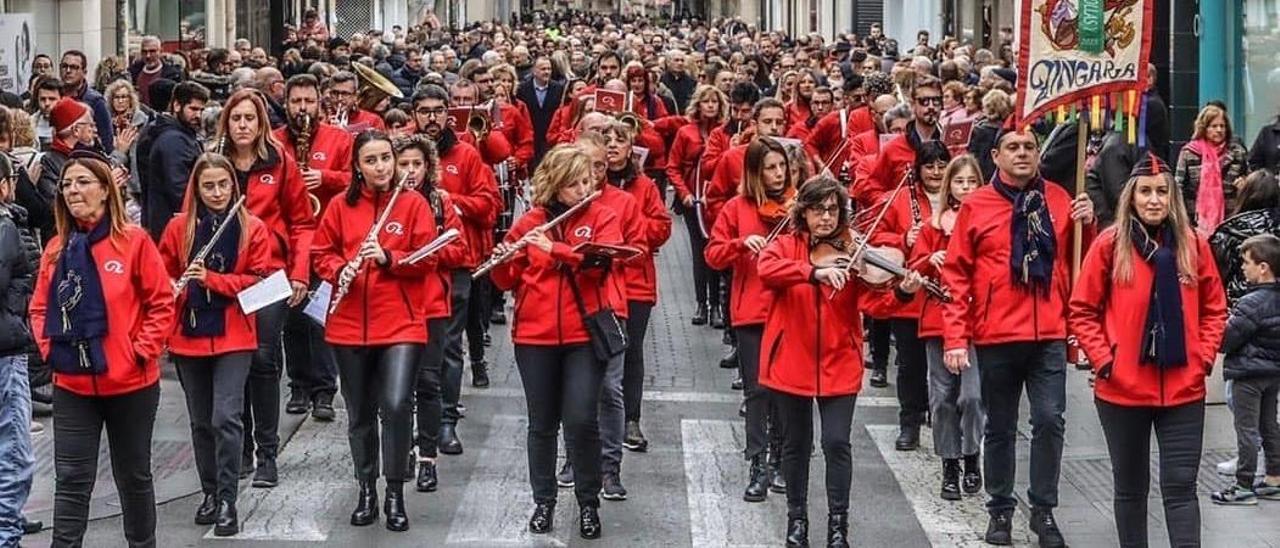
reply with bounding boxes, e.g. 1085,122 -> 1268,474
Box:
463,386 -> 899,407
866,424 -> 1032,547
682,419 -> 783,548
210,411 -> 350,541
445,414 -> 571,547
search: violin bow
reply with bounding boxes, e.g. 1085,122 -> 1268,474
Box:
824,169 -> 912,300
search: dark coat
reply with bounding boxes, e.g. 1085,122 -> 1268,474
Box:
0,205 -> 34,356
661,71 -> 698,113
1248,121 -> 1280,173
1222,283 -> 1280,380
516,78 -> 565,168
142,114 -> 203,240
1085,132 -> 1143,227
127,59 -> 184,86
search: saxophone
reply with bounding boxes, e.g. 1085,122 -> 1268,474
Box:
294,112 -> 322,217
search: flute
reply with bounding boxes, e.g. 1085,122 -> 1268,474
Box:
398,228 -> 461,266
328,173 -> 409,314
173,196 -> 247,295
471,190 -> 601,278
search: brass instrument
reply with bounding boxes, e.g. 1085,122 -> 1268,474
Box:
352,62 -> 404,112
293,112 -> 323,217
328,172 -> 409,314
174,196 -> 247,295
472,190 -> 601,278
615,91 -> 643,133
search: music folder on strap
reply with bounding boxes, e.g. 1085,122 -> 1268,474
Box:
573,242 -> 641,268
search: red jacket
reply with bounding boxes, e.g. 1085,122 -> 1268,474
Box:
311,188 -> 437,346
416,189 -> 469,320
855,129 -> 936,211
699,123 -> 734,177
497,103 -> 535,170
226,145 -> 317,285
665,123 -> 708,203
805,106 -> 874,179
436,131 -> 502,268
785,100 -> 811,130
596,184 -> 643,317
757,233 -> 865,397
272,123 -> 354,217
343,108 -> 386,135
910,222 -> 950,338
489,202 -> 624,346
847,129 -> 884,188
785,119 -> 816,143
862,185 -> 935,319
611,170 -> 671,303
706,144 -> 748,228
458,125 -> 513,165
704,195 -> 776,326
30,225 -> 175,397
159,213 -> 272,357
941,179 -> 1093,351
1069,228 -> 1228,407
547,102 -> 575,146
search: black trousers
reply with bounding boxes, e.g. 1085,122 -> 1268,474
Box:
52,383 -> 160,548
466,275 -> 491,365
736,325 -> 773,461
333,344 -> 422,483
774,390 -> 857,518
175,352 -> 251,503
682,207 -> 717,308
514,344 -> 603,508
283,274 -> 338,399
1096,399 -> 1204,548
243,300 -> 287,462
442,270 -> 471,425
866,317 -> 891,371
415,318 -> 449,458
890,319 -> 927,427
622,301 -> 653,423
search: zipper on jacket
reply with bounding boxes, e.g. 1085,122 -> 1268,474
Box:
982,280 -> 994,326
398,285 -> 417,322
814,284 -> 823,397
556,269 -> 564,345
766,331 -> 785,378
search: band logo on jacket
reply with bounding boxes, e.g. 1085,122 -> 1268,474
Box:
258,174 -> 276,186
312,151 -> 327,162
385,222 -> 405,236
445,164 -> 459,175
574,226 -> 592,239
103,260 -> 125,275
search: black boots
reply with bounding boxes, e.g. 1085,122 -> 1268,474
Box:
894,425 -> 920,451
311,392 -> 336,422
744,455 -> 770,502
416,460 -> 438,492
384,482 -> 409,532
868,369 -> 888,388
768,449 -> 786,493
213,500 -> 239,537
719,346 -> 738,369
579,506 -> 602,539
691,303 -> 709,325
285,390 -> 309,414
194,493 -> 218,525
471,361 -> 490,388
709,306 -> 725,329
985,509 -> 1012,545
252,457 -> 278,488
439,424 -> 463,454
350,481 -> 379,526
963,453 -> 983,494
528,502 -> 554,533
623,421 -> 649,452
941,459 -> 962,501
826,512 -> 849,548
785,514 -> 810,547
1030,508 -> 1067,548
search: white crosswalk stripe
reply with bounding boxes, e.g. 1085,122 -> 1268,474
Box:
682,419 -> 784,548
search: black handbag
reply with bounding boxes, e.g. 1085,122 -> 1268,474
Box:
562,266 -> 627,362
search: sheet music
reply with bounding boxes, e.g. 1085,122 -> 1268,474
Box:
303,281 -> 333,326
237,270 -> 293,315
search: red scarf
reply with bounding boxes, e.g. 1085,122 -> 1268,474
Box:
1186,139 -> 1226,238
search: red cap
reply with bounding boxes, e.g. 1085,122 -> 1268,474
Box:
50,98 -> 90,133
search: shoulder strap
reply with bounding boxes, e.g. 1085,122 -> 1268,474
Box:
559,264 -> 592,324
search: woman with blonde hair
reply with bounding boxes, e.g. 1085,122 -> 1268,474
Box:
489,144 -> 624,539
103,79 -> 147,207
667,85 -> 728,325
1176,103 -> 1249,236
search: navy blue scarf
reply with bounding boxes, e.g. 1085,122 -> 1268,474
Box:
992,174 -> 1057,296
182,209 -> 240,337
1130,219 -> 1188,369
44,220 -> 110,375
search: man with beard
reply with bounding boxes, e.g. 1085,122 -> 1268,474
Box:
141,81 -> 209,240
272,73 -> 353,421
411,84 -> 501,455
591,52 -> 623,88
127,36 -> 183,106
326,70 -> 385,135
700,82 -> 760,181
785,86 -> 835,142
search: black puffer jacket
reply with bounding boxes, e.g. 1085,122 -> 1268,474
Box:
0,204 -> 34,357
1222,282 -> 1280,380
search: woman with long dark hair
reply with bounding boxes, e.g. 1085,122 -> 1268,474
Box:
311,131 -> 439,531
29,151 -> 174,546
158,153 -> 272,536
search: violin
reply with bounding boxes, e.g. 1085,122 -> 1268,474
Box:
757,187 -> 796,225
808,228 -> 953,302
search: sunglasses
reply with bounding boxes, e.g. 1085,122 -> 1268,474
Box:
915,96 -> 943,106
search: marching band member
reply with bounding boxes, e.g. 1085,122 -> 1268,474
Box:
705,137 -> 794,503
803,77 -> 876,187
409,84 -> 501,455
909,154 -> 985,500
449,79 -> 514,165
941,126 -> 1095,548
273,73 -> 354,422
706,98 -> 790,234
756,176 -> 922,548
159,153 -> 272,536
1069,153 -> 1226,547
489,144 -> 624,540
783,69 -> 821,129
326,70 -> 386,134
311,130 -> 438,532
213,89 -> 316,489
784,85 -> 835,143
667,85 -> 729,326
392,135 -> 468,493
30,152 -> 174,546
700,82 -> 761,181
602,120 -> 672,456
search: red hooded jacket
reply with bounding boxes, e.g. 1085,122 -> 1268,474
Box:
497,103 -> 535,170
159,213 -> 272,357
435,131 -> 502,268
311,188 -> 437,346
667,123 -> 711,203
1069,227 -> 1228,407
862,185 -> 935,319
704,195 -> 776,326
272,123 -> 353,216
489,202 -> 624,346
910,222 -> 951,338
706,144 -> 748,228
343,109 -> 386,135
610,169 -> 671,303
596,184 -> 643,317
30,225 -> 175,397
416,189 -> 469,320
805,106 -> 875,179
757,232 -> 865,397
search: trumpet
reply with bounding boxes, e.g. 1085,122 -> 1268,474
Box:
328,172 -> 409,314
398,228 -> 461,266
292,112 -> 322,217
466,100 -> 500,141
472,190 -> 601,278
174,196 -> 247,295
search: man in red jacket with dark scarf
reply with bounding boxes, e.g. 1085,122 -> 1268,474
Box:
411,85 -> 502,455
941,126 -> 1095,548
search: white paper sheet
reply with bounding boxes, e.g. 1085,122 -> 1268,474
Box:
237,270 -> 293,315
303,281 -> 332,326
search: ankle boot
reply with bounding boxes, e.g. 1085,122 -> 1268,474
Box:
350,481 -> 379,526
785,514 -> 810,547
826,512 -> 849,548
213,500 -> 239,537
528,502 -> 555,533
384,482 -> 409,531
963,453 -> 983,494
195,493 -> 218,525
743,455 -> 769,502
941,459 -> 962,501
768,448 -> 787,493
710,306 -> 725,329
691,303 -> 709,325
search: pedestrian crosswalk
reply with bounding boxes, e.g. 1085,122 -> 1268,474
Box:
682,419 -> 783,548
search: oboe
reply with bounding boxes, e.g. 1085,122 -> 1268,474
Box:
328,173 -> 409,314
173,196 -> 247,295
472,190 -> 601,278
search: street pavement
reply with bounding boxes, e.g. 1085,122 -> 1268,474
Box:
22,214 -> 1280,547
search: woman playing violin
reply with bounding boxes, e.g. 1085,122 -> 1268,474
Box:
757,176 -> 922,547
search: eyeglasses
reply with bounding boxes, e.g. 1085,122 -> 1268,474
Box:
805,204 -> 841,217
60,63 -> 83,72
915,96 -> 943,106
58,177 -> 101,193
415,107 -> 447,116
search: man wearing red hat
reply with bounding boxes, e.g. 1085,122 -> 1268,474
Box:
36,98 -> 97,205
